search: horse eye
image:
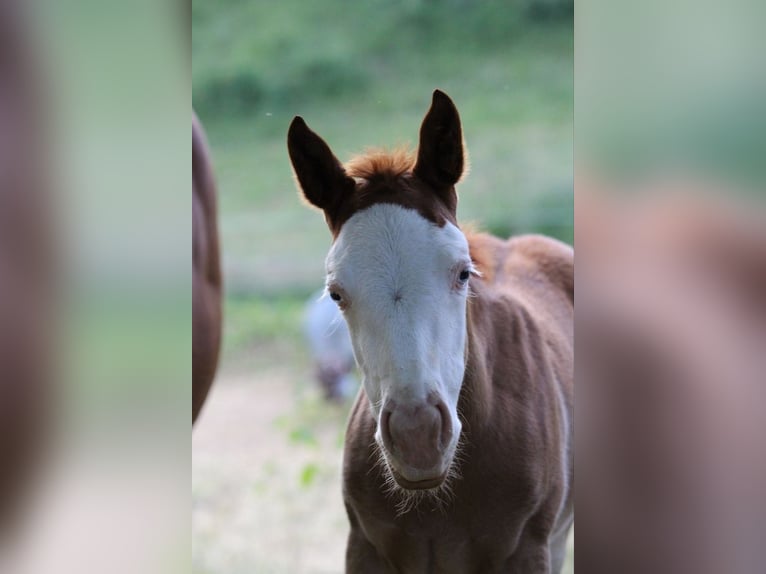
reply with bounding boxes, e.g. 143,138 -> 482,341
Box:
329,291 -> 342,302
459,269 -> 471,282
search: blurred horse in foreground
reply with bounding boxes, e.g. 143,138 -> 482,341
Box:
577,182 -> 766,574
0,0 -> 53,536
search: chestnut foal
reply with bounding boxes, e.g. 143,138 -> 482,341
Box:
288,91 -> 573,573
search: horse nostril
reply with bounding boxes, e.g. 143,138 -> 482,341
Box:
381,398 -> 453,471
435,400 -> 453,448
380,408 -> 394,452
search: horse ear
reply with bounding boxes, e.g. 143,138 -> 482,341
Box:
414,90 -> 465,190
287,116 -> 354,213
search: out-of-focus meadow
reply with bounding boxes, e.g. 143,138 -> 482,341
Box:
192,1 -> 572,572
193,0 -> 573,295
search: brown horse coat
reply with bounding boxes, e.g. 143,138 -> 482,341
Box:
289,90 -> 573,573
192,113 -> 222,423
343,232 -> 573,573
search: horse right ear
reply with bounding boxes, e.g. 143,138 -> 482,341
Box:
288,117 -> 354,214
414,90 -> 465,190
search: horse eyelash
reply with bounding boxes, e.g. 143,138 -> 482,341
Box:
466,264 -> 481,298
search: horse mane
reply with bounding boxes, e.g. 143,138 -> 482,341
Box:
345,147 -> 416,180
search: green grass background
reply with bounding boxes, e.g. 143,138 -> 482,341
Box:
194,0 -> 572,355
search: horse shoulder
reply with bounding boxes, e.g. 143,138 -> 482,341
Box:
485,234 -> 574,531
504,234 -> 573,306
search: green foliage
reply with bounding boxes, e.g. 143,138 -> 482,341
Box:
192,0 -> 573,118
289,426 -> 319,448
194,1 -> 573,361
223,295 -> 307,356
299,463 -> 320,488
196,71 -> 265,116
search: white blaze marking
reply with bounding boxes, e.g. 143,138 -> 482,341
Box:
326,204 -> 470,458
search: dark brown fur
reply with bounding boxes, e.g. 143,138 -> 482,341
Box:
192,113 -> 222,424
288,91 -> 573,572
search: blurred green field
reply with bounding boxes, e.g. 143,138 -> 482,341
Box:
193,2 -> 572,572
193,0 -> 572,357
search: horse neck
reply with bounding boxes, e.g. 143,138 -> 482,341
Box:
458,287 -> 495,432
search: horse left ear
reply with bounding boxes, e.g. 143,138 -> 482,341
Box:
288,116 -> 355,217
414,90 -> 465,191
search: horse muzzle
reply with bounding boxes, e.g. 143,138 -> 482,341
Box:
379,396 -> 456,489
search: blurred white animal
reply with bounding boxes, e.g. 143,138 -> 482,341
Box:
303,289 -> 357,400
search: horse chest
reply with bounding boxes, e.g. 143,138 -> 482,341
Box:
348,475 -> 535,574
344,402 -> 552,571
356,511 -> 522,574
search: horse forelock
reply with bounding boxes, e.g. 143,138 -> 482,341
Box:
326,148 -> 458,238
345,147 -> 416,180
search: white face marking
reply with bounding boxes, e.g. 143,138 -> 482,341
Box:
325,204 -> 472,477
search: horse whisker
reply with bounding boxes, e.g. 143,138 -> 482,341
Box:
372,434 -> 465,518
